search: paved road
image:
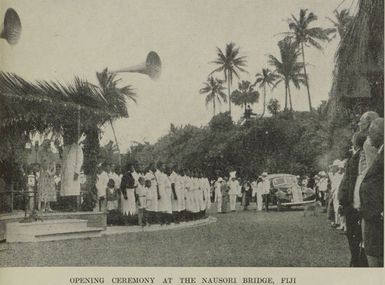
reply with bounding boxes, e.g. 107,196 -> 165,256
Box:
0,203 -> 350,267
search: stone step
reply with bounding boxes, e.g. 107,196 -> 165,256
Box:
6,219 -> 88,237
34,228 -> 103,242
5,219 -> 100,243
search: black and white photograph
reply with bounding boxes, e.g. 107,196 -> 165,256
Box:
0,0 -> 383,274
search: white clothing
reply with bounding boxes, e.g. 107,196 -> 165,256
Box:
177,175 -> 186,211
228,179 -> 241,195
318,177 -> 328,192
155,170 -> 172,213
261,179 -> 270,195
95,171 -> 109,198
132,171 -> 140,188
214,179 -> 223,212
136,184 -> 147,209
353,151 -> 366,209
228,179 -> 240,211
169,172 -> 180,212
60,143 -> 83,196
121,188 -> 136,215
331,172 -> 344,224
203,178 -> 211,210
145,171 -> 158,212
229,195 -> 237,211
255,182 -> 264,211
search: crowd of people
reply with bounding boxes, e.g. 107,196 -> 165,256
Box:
15,111 -> 384,267
314,111 -> 383,267
212,171 -> 271,213
96,161 -> 211,226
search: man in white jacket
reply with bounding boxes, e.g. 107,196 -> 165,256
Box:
215,177 -> 223,213
260,172 -> 271,211
60,135 -> 84,211
228,171 -> 240,212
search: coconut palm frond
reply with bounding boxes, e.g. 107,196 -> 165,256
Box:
199,76 -> 227,112
230,80 -> 259,106
96,68 -> 136,119
210,42 -> 248,114
0,71 -> 122,131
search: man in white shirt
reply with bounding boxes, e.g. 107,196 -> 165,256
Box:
329,160 -> 343,227
95,163 -> 109,212
214,177 -> 223,213
253,176 -> 264,211
155,162 -> 172,225
144,164 -> 159,224
228,171 -> 240,212
60,136 -> 84,211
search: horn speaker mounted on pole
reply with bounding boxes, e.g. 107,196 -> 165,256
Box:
110,51 -> 162,80
1,8 -> 21,45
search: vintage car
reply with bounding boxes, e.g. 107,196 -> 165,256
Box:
267,174 -> 316,210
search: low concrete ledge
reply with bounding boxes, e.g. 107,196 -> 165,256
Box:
0,211 -> 107,241
103,216 -> 217,236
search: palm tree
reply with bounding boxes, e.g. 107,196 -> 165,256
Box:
327,9 -> 353,39
96,68 -> 136,166
230,80 -> 259,113
288,9 -> 335,111
254,68 -> 278,118
0,70 -> 135,211
268,37 -> 305,111
199,76 -> 227,116
210,42 -> 248,117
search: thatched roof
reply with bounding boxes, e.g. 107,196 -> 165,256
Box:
333,0 -> 384,99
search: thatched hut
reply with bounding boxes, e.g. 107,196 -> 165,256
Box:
328,0 -> 384,121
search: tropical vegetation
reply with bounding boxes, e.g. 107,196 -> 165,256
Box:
254,68 -> 277,118
287,9 -> 335,111
230,80 -> 259,114
268,37 -> 305,111
210,42 -> 248,117
199,76 -> 227,116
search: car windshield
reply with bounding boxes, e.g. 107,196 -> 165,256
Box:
272,176 -> 296,187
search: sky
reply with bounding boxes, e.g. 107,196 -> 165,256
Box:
2,0 -> 357,151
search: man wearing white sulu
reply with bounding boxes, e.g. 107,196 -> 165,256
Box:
60,133 -> 84,211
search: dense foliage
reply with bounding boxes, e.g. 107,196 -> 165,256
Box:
127,111 -> 351,180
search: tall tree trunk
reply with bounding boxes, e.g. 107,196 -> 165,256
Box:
261,85 -> 266,118
213,97 -> 216,116
110,119 -> 121,168
227,71 -> 231,116
301,43 -> 312,112
288,83 -> 293,111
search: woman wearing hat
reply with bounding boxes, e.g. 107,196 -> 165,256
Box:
37,140 -> 57,212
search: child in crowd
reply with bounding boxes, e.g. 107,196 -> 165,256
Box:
136,176 -> 147,226
106,179 -> 118,211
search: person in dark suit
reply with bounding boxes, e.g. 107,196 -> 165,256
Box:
359,118 -> 384,267
338,132 -> 367,266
